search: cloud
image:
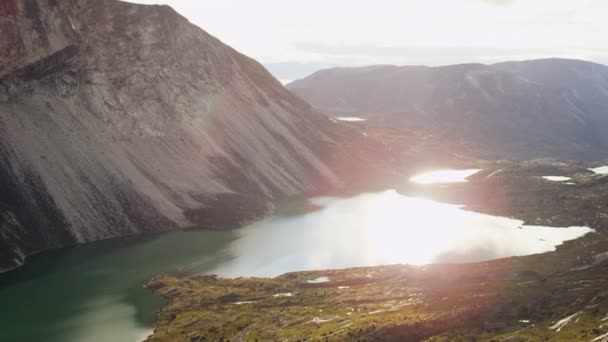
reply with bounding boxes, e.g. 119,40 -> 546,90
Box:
474,0 -> 516,5
125,0 -> 608,80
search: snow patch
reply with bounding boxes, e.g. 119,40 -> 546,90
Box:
272,292 -> 293,298
308,316 -> 338,324
307,276 -> 330,284
549,311 -> 582,332
542,176 -> 571,182
233,301 -> 256,305
335,117 -> 367,122
592,332 -> 608,342
564,94 -> 587,126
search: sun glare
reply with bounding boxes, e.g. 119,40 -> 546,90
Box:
363,192 -> 463,265
210,188 -> 592,277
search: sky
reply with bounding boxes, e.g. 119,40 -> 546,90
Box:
127,0 -> 608,82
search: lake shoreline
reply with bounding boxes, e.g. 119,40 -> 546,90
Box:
2,159 -> 606,341
144,231 -> 608,341
144,159 -> 608,341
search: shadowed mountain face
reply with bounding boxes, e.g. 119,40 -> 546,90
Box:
288,59 -> 608,160
0,0 -> 349,271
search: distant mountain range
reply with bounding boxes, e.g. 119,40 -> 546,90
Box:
288,59 -> 608,160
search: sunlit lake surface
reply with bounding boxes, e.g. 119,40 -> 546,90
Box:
410,169 -> 482,184
542,176 -> 572,182
589,166 -> 608,175
0,189 -> 593,342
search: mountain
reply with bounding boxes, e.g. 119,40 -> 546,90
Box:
288,59 -> 608,160
0,0 -> 350,271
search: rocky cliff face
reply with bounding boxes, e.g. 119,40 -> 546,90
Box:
0,0 -> 344,271
288,59 -> 608,160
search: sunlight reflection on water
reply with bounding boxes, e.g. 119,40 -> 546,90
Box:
212,190 -> 593,278
0,184 -> 594,342
409,169 -> 482,184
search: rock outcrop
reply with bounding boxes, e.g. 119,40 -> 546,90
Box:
0,0 -> 344,271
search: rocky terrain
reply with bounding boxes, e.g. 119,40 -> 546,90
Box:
288,60 -> 608,160
5,1 -> 608,341
145,160 -> 608,341
0,0 -> 363,272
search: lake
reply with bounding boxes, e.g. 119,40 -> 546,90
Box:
0,171 -> 594,342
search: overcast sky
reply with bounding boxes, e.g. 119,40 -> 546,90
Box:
127,0 -> 608,82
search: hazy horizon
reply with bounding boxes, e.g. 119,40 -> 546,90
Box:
125,0 -> 608,81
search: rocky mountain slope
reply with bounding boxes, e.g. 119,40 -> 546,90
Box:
0,0 -> 347,271
288,59 -> 608,160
